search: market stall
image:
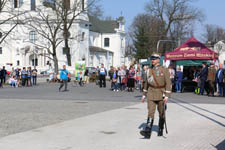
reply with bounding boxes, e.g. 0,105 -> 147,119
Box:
165,37 -> 218,92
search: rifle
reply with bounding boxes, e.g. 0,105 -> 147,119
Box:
163,102 -> 168,134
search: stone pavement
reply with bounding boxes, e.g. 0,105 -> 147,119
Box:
0,98 -> 224,150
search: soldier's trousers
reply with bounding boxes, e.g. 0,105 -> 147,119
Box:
147,100 -> 164,119
208,80 -> 215,95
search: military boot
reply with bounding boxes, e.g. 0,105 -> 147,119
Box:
140,118 -> 154,139
158,117 -> 165,136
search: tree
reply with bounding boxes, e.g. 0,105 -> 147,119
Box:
55,0 -> 98,66
0,0 -> 6,13
88,0 -> 103,19
202,24 -> 225,44
0,0 -> 25,44
24,4 -> 64,73
145,0 -> 204,52
129,14 -> 166,59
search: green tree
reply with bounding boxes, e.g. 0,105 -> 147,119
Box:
133,26 -> 149,60
130,14 -> 165,60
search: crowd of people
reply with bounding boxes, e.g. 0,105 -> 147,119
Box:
94,64 -> 149,92
168,62 -> 225,97
2,61 -> 225,97
0,66 -> 38,88
196,62 -> 225,97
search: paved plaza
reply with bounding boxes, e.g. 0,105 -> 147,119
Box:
0,81 -> 224,150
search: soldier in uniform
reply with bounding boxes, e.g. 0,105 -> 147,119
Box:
207,62 -> 216,96
140,52 -> 172,139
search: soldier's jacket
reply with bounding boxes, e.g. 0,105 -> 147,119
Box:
208,67 -> 216,81
143,65 -> 171,101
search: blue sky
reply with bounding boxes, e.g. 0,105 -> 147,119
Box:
99,0 -> 225,40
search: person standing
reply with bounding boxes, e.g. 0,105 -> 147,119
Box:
99,64 -> 107,88
207,63 -> 216,96
0,67 -> 2,88
135,66 -> 141,90
216,64 -> 225,97
59,65 -> 69,92
120,65 -> 127,91
175,67 -> 183,93
21,67 -> 27,87
198,62 -> 208,95
32,66 -> 38,85
127,66 -> 135,92
84,68 -> 89,84
168,65 -> 175,90
108,66 -> 114,89
140,52 -> 171,139
0,66 -> 7,84
27,67 -> 32,86
141,65 -> 148,92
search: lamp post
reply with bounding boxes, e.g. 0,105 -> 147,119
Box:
157,40 -> 178,52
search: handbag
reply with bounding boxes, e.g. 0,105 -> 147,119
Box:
122,77 -> 127,84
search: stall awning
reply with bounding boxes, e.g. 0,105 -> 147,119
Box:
176,60 -> 210,66
165,37 -> 218,61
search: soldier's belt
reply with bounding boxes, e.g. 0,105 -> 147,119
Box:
149,84 -> 166,89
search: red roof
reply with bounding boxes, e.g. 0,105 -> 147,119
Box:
165,37 -> 218,60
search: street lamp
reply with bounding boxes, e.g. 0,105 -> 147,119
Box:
157,40 -> 178,52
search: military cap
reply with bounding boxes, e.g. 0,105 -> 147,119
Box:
150,52 -> 161,60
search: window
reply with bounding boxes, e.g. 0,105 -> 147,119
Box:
30,0 -> 36,10
64,0 -> 70,9
0,47 -> 2,54
19,0 -> 23,7
81,32 -> 85,41
14,0 -> 18,8
29,31 -> 36,43
32,58 -> 38,66
82,0 -> 85,11
104,38 -> 110,47
63,47 -> 70,55
17,60 -> 20,66
43,0 -> 55,9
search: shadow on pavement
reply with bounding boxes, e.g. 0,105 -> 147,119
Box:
211,139 -> 225,150
170,99 -> 225,128
172,98 -> 225,119
216,139 -> 225,150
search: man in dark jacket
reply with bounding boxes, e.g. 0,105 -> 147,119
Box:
198,62 -> 208,95
0,66 -> 7,84
216,64 -> 225,97
0,67 -> 2,87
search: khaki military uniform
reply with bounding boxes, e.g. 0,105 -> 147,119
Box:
207,67 -> 216,95
143,65 -> 172,119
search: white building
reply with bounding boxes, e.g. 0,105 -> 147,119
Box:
88,16 -> 127,70
214,41 -> 225,64
0,0 -> 128,72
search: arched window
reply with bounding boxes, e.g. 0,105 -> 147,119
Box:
104,38 -> 110,47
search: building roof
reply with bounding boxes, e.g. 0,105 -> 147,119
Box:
89,16 -> 119,33
89,46 -> 113,53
